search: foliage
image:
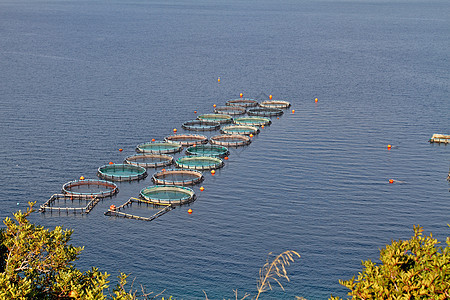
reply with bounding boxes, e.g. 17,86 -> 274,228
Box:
330,225 -> 450,300
0,202 -> 148,299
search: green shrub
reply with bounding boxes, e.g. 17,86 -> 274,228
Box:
330,225 -> 450,299
0,202 -> 138,299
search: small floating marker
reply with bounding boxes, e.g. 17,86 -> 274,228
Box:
109,161 -> 114,165
211,170 -> 216,175
269,95 -> 273,100
80,176 -> 85,180
261,125 -> 265,129
162,168 -> 166,172
200,186 -> 205,191
152,138 -> 156,142
218,77 -> 221,83
240,93 -> 243,98
387,144 -> 392,150
110,205 -> 116,210
277,117 -> 279,119
292,110 -> 295,113
213,104 -> 217,108
119,148 -> 123,152
389,179 -> 394,184
249,134 -> 253,138
315,98 -> 318,102
173,128 -> 177,133
188,208 -> 193,214
224,156 -> 229,160
194,110 -> 197,114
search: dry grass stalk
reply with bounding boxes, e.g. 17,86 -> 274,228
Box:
255,250 -> 301,300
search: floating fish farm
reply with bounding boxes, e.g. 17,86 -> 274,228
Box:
41,94 -> 293,221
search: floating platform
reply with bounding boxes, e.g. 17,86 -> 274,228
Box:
97,164 -> 147,181
185,144 -> 229,158
136,141 -> 182,154
197,113 -> 233,124
164,134 -> 208,146
234,116 -> 271,126
140,185 -> 195,205
214,106 -> 246,116
221,124 -> 260,135
104,197 -> 174,222
225,98 -> 259,108
259,100 -> 291,108
62,179 -> 118,198
124,153 -> 173,168
39,194 -> 100,214
182,120 -> 221,131
152,169 -> 204,186
210,134 -> 251,147
175,155 -> 224,170
247,107 -> 284,117
429,134 -> 450,144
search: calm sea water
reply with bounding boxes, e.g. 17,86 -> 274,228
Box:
0,0 -> 449,299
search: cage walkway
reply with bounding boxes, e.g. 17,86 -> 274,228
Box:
104,197 -> 174,222
39,194 -> 100,214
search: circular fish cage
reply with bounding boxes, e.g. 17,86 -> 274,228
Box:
234,116 -> 272,126
164,134 -> 208,147
221,125 -> 260,135
152,169 -> 204,186
197,113 -> 233,124
185,144 -> 229,158
182,120 -> 220,131
140,185 -> 195,205
247,107 -> 284,117
214,106 -> 246,116
124,154 -> 173,168
259,100 -> 291,108
136,141 -> 182,154
210,134 -> 251,147
98,164 -> 147,181
175,155 -> 224,170
225,98 -> 259,107
62,179 -> 118,198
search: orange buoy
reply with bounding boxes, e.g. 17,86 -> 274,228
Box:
211,170 -> 216,175
249,134 -> 253,138
152,138 -> 156,142
240,93 -> 243,98
218,77 -> 220,83
269,95 -> 272,100
387,144 -> 392,150
173,128 -> 177,133
119,148 -> 123,152
261,125 -> 265,129
213,104 -> 216,108
315,98 -> 318,102
200,186 -> 205,191
80,176 -> 85,180
292,109 -> 295,113
162,169 -> 166,172
224,156 -> 229,160
69,291 -> 78,298
109,162 -> 114,165
194,110 -> 197,114
110,205 -> 116,210
389,179 -> 394,184
188,208 -> 193,214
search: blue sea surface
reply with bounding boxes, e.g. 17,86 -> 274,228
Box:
0,0 -> 449,299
